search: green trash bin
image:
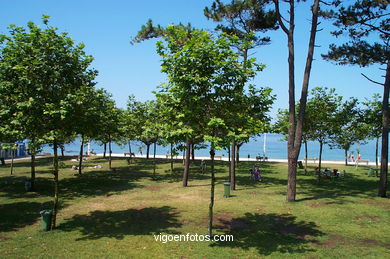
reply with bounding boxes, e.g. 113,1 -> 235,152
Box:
40,210 -> 52,231
223,182 -> 231,198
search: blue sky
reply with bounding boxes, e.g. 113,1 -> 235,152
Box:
0,0 -> 385,118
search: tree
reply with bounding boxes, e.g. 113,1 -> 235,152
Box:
362,94 -> 384,170
272,0 -> 322,201
70,87 -> 110,175
155,27 -> 260,236
205,0 -> 277,186
323,0 -> 389,197
306,87 -> 341,173
126,98 -> 159,160
0,16 -> 97,229
330,97 -> 367,166
91,90 -> 123,169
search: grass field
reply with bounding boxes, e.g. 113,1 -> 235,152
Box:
0,156 -> 389,258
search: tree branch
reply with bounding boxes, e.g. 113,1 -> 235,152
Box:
361,73 -> 384,86
273,0 -> 289,34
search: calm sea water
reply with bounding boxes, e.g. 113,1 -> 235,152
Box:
42,133 -> 381,162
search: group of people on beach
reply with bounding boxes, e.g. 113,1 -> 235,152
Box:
347,153 -> 361,162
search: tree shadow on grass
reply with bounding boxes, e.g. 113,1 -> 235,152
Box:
59,206 -> 182,240
212,212 -> 323,256
0,168 -> 142,200
0,201 -> 52,232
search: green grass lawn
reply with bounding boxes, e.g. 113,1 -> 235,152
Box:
0,156 -> 389,258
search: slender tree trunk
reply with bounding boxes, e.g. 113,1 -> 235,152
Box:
304,140 -> 308,175
60,145 -> 65,158
31,153 -> 36,191
317,141 -> 323,184
103,142 -> 107,158
191,143 -> 195,161
10,149 -> 14,175
378,60 -> 390,197
230,141 -> 236,191
182,140 -> 191,187
375,137 -> 379,171
318,141 -> 323,172
170,143 -> 174,171
51,141 -> 59,230
236,144 -> 240,167
182,150 -> 184,164
228,147 -> 230,163
78,135 -> 84,175
146,144 -> 150,159
128,140 -> 132,154
208,144 -> 216,237
153,142 -> 157,179
108,137 -> 112,169
345,149 -> 348,166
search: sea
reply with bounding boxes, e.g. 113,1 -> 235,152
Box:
41,133 -> 381,162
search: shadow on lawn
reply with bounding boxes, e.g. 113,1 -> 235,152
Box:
0,201 -> 52,232
0,167 -> 142,200
212,212 -> 323,255
59,206 -> 182,240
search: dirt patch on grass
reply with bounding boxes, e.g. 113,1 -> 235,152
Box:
360,199 -> 390,209
307,202 -> 327,208
355,214 -> 381,222
146,185 -> 161,191
359,239 -> 390,249
0,234 -> 9,241
314,235 -> 346,248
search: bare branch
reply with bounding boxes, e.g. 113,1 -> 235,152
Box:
273,0 -> 289,34
361,73 -> 384,86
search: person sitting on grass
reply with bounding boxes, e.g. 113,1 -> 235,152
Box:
249,165 -> 262,182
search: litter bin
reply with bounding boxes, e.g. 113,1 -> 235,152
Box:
223,182 -> 231,198
24,179 -> 32,192
40,210 -> 52,231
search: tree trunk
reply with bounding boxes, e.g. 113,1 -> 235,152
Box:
31,153 -> 36,191
51,141 -> 59,230
230,141 -> 236,191
108,137 -> 112,169
78,135 -> 84,175
345,148 -> 348,166
317,141 -> 324,184
304,140 -> 308,175
236,144 -> 240,166
378,60 -> 390,197
182,140 -> 191,187
318,141 -> 323,172
103,142 -> 107,158
275,0 -> 320,202
191,143 -> 195,162
375,137 -> 379,171
208,144 -> 216,237
153,142 -> 157,179
170,143 -> 174,171
60,145 -> 65,158
146,144 -> 150,159
10,149 -> 14,175
228,147 -> 230,163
